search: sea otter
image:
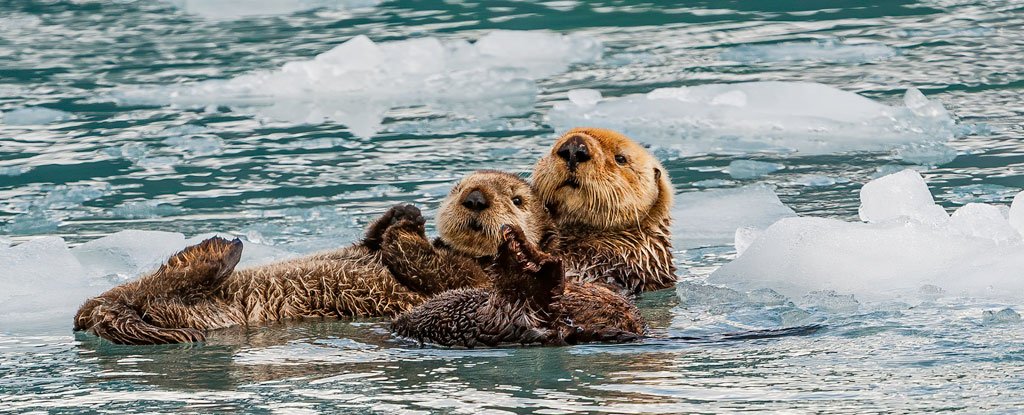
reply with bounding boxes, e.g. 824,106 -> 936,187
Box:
391,224 -> 646,348
532,127 -> 676,295
73,171 -> 555,345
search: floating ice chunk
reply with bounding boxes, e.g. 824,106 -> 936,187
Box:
548,82 -> 957,156
0,107 -> 71,125
711,174 -> 1024,303
3,210 -> 60,235
894,142 -> 958,165
163,135 -> 224,157
789,175 -> 848,187
0,165 -> 31,176
0,237 -> 100,333
114,31 -> 602,138
858,169 -> 948,224
71,230 -> 188,280
110,200 -> 183,219
720,39 -> 897,64
734,226 -> 761,256
801,290 -> 860,314
947,203 -> 1021,244
163,0 -> 381,19
726,160 -> 784,179
692,179 -> 733,188
944,184 -> 1019,205
982,308 -> 1021,324
673,184 -> 797,249
567,89 -> 602,108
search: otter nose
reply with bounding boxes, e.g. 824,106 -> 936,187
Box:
556,135 -> 590,170
462,190 -> 489,211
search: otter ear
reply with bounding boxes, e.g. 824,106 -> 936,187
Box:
654,168 -> 662,180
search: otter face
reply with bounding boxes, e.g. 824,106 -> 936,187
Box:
533,128 -> 671,230
437,171 -> 551,258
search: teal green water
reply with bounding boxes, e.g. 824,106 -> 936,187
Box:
3,0 -> 1024,413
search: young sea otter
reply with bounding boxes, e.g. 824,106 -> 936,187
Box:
391,224 -> 646,348
533,128 -> 676,295
73,171 -> 555,345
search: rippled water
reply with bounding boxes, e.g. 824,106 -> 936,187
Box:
3,0 -> 1024,413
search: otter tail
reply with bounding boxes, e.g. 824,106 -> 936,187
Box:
72,236 -> 243,345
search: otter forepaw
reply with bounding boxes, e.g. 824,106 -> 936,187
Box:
365,204 -> 426,248
498,224 -> 551,273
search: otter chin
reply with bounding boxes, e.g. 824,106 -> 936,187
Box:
533,127 -> 676,294
437,170 -> 554,258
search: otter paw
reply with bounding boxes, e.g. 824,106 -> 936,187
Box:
365,204 -> 426,248
498,224 -> 549,273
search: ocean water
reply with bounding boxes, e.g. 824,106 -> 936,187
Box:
3,0 -> 1024,413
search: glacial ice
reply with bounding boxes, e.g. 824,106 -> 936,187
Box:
0,230 -> 297,334
673,185 -> 797,249
726,160 -> 784,179
709,169 -> 1024,303
720,39 -> 897,64
113,31 -> 602,138
547,82 -> 957,156
163,0 -> 380,19
1,107 -> 71,125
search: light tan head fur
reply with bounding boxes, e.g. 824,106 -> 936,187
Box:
437,170 -> 554,258
533,128 -> 672,231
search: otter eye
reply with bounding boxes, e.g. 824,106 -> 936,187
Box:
512,196 -> 523,206
615,155 -> 628,165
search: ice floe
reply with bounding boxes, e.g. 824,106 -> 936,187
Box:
0,230 -> 297,334
709,169 -> 1024,303
720,39 -> 897,64
673,184 -> 797,249
1,107 -> 71,125
548,82 -> 957,156
113,31 -> 601,138
163,0 -> 380,19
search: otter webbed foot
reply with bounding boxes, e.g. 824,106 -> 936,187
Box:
364,204 -> 427,250
152,236 -> 242,298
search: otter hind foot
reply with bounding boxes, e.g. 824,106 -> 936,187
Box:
80,298 -> 205,345
158,236 -> 243,296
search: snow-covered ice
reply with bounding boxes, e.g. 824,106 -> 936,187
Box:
720,39 -> 897,64
113,31 -> 602,138
709,169 -> 1024,303
163,0 -> 380,19
1,107 -> 71,125
548,82 -> 957,156
673,184 -> 797,249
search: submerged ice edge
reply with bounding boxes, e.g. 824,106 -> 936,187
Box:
110,30 -> 602,138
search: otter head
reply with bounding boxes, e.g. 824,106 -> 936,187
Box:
533,127 -> 672,231
437,170 -> 554,258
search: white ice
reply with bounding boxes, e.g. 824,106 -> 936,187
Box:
0,230 -> 297,334
720,39 -> 897,64
113,31 -> 601,138
673,184 -> 797,249
163,0 -> 380,19
709,169 -> 1024,303
1,107 -> 71,125
548,82 -> 957,156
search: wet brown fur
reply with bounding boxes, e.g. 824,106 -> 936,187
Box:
391,225 -> 646,348
74,171 -> 553,345
533,127 -> 676,294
